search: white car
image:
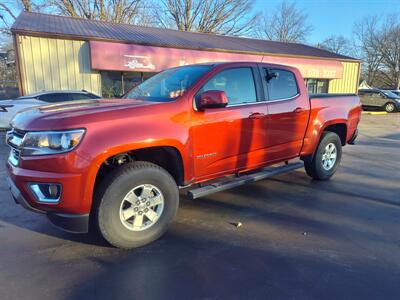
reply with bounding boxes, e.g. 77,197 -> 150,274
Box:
0,90 -> 100,129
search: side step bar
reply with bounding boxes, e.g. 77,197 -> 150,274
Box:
187,162 -> 304,200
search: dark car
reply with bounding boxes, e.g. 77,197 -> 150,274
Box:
358,89 -> 400,112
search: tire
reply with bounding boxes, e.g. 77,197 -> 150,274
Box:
95,161 -> 179,249
304,131 -> 342,181
384,102 -> 396,113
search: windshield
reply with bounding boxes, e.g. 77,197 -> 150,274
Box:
124,65 -> 212,102
382,91 -> 400,99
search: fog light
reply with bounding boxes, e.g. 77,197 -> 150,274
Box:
29,183 -> 61,203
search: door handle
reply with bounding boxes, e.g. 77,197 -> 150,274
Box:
249,112 -> 265,119
293,107 -> 304,113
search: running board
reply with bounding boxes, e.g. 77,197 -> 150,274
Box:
187,162 -> 304,200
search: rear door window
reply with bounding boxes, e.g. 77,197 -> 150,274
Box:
38,93 -> 71,103
264,69 -> 299,101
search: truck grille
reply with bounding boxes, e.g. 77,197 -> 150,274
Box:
6,128 -> 26,166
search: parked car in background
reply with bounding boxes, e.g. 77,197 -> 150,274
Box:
0,90 -> 100,128
358,88 -> 400,112
6,62 -> 361,249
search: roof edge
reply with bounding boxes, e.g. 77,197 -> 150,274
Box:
12,29 -> 361,63
11,11 -> 360,62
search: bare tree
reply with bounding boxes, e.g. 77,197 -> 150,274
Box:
353,16 -> 383,87
52,0 -> 151,24
354,15 -> 400,89
378,16 -> 400,89
0,2 -> 19,36
0,0 -> 48,35
155,0 -> 258,36
317,35 -> 353,56
259,1 -> 312,43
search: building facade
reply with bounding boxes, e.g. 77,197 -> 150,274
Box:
12,12 -> 360,97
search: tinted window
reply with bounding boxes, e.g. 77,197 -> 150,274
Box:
382,91 -> 399,98
266,69 -> 298,100
38,93 -> 71,103
306,79 -> 329,94
70,93 -> 99,100
199,68 -> 257,105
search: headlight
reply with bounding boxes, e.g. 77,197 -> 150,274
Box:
21,129 -> 85,156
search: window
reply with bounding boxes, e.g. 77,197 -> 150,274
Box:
101,71 -> 158,98
101,71 -> 123,98
266,69 -> 298,100
305,79 -> 329,94
199,67 -> 257,105
69,93 -> 100,101
38,93 -> 71,103
125,65 -> 211,102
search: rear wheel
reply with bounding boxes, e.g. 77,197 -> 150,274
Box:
95,161 -> 179,249
384,102 -> 396,113
304,132 -> 342,180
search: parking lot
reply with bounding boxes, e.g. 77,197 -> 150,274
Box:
0,113 -> 399,300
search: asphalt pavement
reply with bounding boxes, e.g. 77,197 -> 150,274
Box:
0,113 -> 399,300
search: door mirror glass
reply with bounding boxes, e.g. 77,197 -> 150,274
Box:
198,90 -> 228,110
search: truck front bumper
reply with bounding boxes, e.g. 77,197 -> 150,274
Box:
6,173 -> 89,234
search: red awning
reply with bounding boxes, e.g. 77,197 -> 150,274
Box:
89,41 -> 343,79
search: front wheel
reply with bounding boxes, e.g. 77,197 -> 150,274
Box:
384,102 -> 397,113
304,131 -> 342,180
95,162 -> 179,249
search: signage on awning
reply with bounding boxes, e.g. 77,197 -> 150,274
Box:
89,41 -> 343,79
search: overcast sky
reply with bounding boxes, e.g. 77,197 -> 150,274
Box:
254,0 -> 400,44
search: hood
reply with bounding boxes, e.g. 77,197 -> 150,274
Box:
10,98 -> 159,130
0,98 -> 38,106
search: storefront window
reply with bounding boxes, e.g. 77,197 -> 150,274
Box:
122,72 -> 143,94
101,71 -> 157,98
101,71 -> 123,98
305,79 -> 329,94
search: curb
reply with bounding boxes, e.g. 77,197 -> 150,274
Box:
362,111 -> 388,115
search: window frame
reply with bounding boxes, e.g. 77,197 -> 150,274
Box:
305,78 -> 330,94
194,66 -> 263,109
259,66 -> 300,102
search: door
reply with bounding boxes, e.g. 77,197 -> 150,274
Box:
261,67 -> 310,161
368,91 -> 382,107
364,91 -> 386,108
358,90 -> 371,106
375,92 -> 388,107
191,66 -> 269,181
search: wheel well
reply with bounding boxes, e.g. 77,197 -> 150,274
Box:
324,123 -> 347,145
384,102 -> 396,110
94,146 -> 185,190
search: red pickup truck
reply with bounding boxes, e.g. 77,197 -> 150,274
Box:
6,62 -> 361,248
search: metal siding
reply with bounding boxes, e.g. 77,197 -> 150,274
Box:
30,37 -> 44,91
329,62 -> 360,93
18,35 -> 101,95
48,38 -> 61,90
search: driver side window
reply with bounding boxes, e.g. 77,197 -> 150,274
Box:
198,67 -> 257,106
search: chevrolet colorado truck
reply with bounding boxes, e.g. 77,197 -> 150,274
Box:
6,62 -> 361,249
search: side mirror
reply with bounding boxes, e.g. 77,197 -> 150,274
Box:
198,90 -> 228,110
